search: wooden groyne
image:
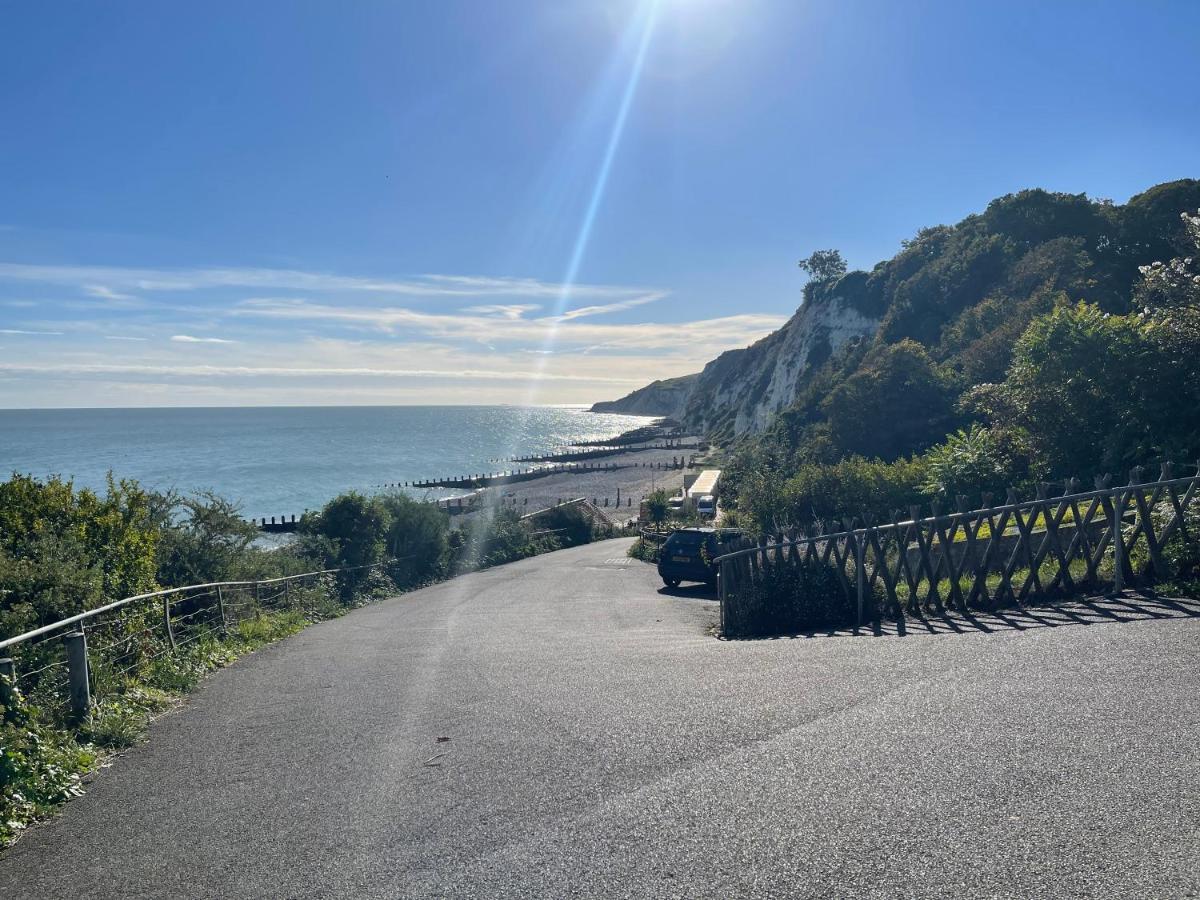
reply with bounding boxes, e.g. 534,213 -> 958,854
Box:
257,514 -> 301,533
486,442 -> 698,464
387,461 -> 628,491
253,451 -> 695,531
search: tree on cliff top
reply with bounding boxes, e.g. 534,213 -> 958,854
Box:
798,249 -> 847,284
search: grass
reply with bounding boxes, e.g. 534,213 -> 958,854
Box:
933,501 -> 1109,544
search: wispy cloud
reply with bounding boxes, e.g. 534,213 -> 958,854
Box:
462,304 -> 542,319
233,297 -> 785,353
170,334 -> 236,344
0,262 -> 660,301
554,292 -> 665,321
104,335 -> 149,342
84,284 -> 138,302
0,328 -> 64,336
0,362 -> 641,385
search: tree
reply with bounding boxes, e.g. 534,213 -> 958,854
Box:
798,249 -> 847,284
155,491 -> 259,586
379,492 -> 450,587
822,340 -> 960,461
1135,208 -> 1200,337
645,489 -> 671,526
0,474 -> 160,639
975,302 -> 1200,476
304,492 -> 391,570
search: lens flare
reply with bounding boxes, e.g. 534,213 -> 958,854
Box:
520,1 -> 660,407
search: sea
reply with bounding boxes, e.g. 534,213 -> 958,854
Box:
0,406 -> 657,521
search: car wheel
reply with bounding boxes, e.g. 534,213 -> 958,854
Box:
664,578 -> 681,588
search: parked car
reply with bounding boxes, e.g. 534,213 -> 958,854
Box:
695,494 -> 716,518
657,527 -> 741,588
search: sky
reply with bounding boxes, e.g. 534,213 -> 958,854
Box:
1,0 -> 1197,408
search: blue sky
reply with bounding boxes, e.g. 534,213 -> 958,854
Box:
1,0 -> 1197,407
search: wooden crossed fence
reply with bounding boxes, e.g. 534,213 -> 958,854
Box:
715,464 -> 1199,637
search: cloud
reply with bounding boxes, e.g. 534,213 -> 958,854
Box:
104,335 -> 149,342
84,285 -> 138,302
0,262 -> 660,301
462,304 -> 542,319
233,297 -> 786,353
0,362 -> 641,385
0,328 -> 64,336
170,334 -> 236,344
554,292 -> 666,320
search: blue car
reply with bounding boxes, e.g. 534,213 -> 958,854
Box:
657,527 -> 740,588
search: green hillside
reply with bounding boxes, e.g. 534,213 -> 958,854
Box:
716,179 -> 1200,530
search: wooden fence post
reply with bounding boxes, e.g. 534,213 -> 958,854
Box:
1111,484 -> 1125,594
854,528 -> 865,631
163,595 -> 176,651
718,562 -> 726,635
64,631 -> 90,719
216,585 -> 228,635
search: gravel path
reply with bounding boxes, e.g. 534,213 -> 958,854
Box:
3,539 -> 1198,898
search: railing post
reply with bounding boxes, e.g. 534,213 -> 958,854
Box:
0,657 -> 15,683
1112,487 -> 1125,594
855,528 -> 865,631
163,595 -> 176,650
285,578 -> 292,607
717,563 -> 726,636
64,631 -> 90,719
254,580 -> 261,608
216,585 -> 228,635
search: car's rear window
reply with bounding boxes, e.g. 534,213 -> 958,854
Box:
666,532 -> 707,549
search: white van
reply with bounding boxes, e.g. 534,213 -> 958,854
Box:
696,494 -> 716,518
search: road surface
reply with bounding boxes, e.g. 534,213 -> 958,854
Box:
3,539 -> 1198,898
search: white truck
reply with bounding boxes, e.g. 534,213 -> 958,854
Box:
686,469 -> 721,518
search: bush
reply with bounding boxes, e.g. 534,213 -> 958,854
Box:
0,474 -> 160,640
379,492 -> 450,587
919,424 -> 1031,502
627,536 -> 663,564
534,503 -> 595,547
737,456 -> 927,534
1,677 -> 95,845
975,301 -> 1200,477
724,558 -> 853,638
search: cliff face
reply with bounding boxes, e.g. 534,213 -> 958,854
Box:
589,374 -> 698,417
598,180 -> 1200,446
590,287 -> 879,436
679,289 -> 879,438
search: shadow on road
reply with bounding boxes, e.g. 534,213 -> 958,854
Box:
657,583 -> 718,602
732,590 -> 1200,641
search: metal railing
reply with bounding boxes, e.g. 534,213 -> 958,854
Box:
714,464 -> 1199,637
0,561 -> 399,719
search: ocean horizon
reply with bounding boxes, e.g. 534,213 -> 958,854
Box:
0,405 -> 658,520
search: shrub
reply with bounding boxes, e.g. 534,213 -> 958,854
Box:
534,503 -> 595,547
1,677 -> 95,845
644,489 -> 671,526
379,492 -> 450,586
976,302 -> 1200,477
737,456 -> 927,534
919,424 -> 1031,502
724,558 -> 854,638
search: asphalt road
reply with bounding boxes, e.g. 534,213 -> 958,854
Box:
3,539 -> 1199,898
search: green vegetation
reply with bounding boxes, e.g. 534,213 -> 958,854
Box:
0,474 -> 610,844
722,182 -> 1200,535
722,557 -> 850,638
